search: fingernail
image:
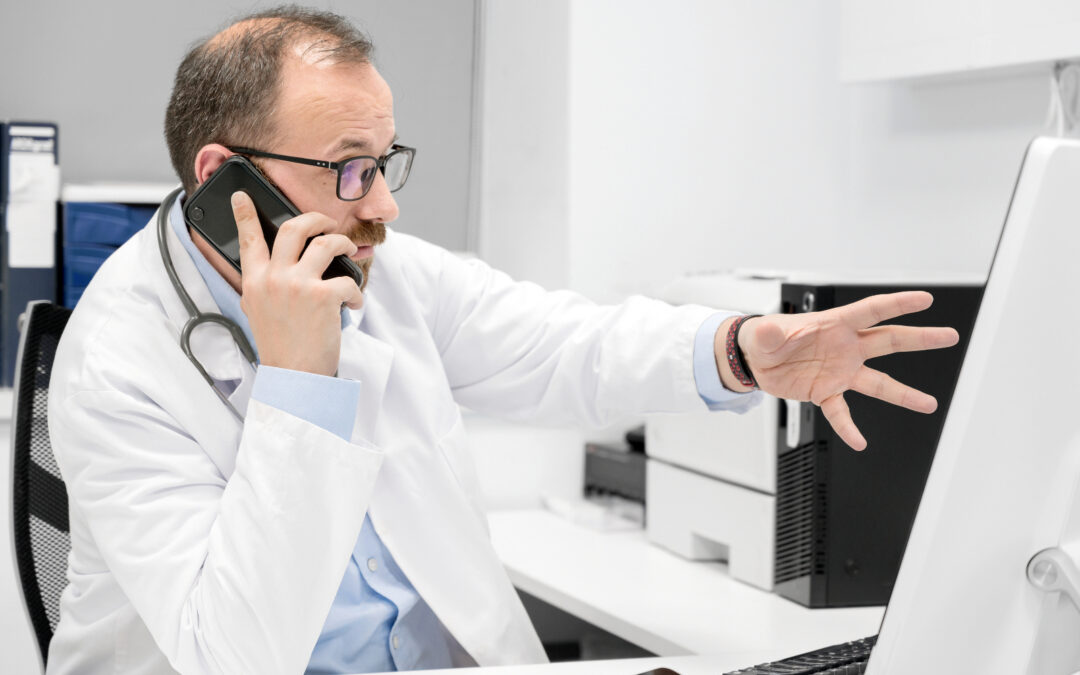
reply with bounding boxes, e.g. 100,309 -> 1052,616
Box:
231,191 -> 244,206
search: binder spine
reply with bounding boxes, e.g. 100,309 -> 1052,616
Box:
2,121 -> 60,386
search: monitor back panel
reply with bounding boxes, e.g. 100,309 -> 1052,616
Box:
869,137 -> 1080,673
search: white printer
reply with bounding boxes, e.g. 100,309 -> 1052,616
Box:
645,269 -> 983,599
646,271 -> 783,591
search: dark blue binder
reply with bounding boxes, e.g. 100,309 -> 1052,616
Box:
1,121 -> 60,387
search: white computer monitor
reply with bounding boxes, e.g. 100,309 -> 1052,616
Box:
867,136 -> 1080,673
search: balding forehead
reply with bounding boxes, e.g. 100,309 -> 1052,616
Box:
205,16 -> 283,50
208,16 -> 351,65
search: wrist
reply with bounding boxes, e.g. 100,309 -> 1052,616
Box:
714,317 -> 756,393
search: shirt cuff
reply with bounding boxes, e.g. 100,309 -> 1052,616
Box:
251,366 -> 361,441
693,311 -> 761,411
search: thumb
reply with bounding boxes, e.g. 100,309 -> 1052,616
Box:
747,317 -> 785,354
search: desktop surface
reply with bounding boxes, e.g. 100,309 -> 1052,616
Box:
376,653 -> 788,675
487,509 -> 883,658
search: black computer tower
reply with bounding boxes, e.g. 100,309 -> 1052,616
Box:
773,282 -> 983,608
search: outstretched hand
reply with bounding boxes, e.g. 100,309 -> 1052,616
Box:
723,291 -> 960,451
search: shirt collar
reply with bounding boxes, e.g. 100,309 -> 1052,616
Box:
168,193 -> 354,365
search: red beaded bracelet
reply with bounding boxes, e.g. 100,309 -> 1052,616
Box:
725,314 -> 760,389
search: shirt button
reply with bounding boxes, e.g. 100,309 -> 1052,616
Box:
367,558 -> 378,572
392,635 -> 401,649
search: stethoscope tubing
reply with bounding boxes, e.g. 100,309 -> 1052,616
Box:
157,187 -> 255,421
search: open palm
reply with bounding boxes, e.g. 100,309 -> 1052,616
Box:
740,291 -> 960,451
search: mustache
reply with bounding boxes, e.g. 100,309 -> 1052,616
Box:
345,221 -> 384,293
346,220 -> 387,247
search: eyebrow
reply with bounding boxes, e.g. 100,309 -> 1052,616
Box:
335,134 -> 400,156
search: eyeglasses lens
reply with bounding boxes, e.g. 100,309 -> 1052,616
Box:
340,158 -> 378,200
339,149 -> 413,200
382,151 -> 412,193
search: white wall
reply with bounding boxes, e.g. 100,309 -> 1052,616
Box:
466,0 -> 1048,523
477,0 -> 1048,303
837,71 -> 1047,276
0,0 -> 478,251
476,0 -> 571,291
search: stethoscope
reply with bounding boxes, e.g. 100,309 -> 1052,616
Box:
157,187 -> 256,421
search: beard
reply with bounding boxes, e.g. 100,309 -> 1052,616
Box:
345,219 -> 386,292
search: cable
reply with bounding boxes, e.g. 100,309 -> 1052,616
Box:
1044,61 -> 1080,138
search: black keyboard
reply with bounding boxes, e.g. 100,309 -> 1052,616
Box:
723,635 -> 878,675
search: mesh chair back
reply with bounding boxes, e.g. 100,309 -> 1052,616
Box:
11,300 -> 73,667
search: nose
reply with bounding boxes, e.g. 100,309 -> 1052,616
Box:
351,169 -> 399,224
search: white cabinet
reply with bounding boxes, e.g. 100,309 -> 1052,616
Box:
841,0 -> 1080,82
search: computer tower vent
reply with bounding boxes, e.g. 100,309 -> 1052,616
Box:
774,441 -> 826,584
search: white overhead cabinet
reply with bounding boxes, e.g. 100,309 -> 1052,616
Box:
840,0 -> 1080,82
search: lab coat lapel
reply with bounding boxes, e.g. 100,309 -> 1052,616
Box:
366,419 -> 547,666
129,207 -> 254,480
336,326 -> 395,444
353,286 -> 547,667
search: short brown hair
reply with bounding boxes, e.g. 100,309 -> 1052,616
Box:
164,5 -> 374,193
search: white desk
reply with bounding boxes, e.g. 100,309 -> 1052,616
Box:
486,509 -> 884,658
403,653 -> 788,675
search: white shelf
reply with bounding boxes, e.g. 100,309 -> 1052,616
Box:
62,182 -> 177,204
840,0 -> 1080,83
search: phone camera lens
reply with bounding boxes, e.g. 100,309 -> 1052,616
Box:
191,207 -> 204,221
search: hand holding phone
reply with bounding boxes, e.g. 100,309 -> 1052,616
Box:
183,156 -> 365,376
229,191 -> 363,376
183,155 -> 364,288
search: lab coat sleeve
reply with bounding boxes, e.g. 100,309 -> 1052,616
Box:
50,384 -> 383,675
400,235 -> 749,427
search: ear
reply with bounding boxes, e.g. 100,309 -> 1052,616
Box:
193,144 -> 233,187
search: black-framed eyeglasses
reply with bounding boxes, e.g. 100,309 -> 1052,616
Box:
227,144 -> 416,201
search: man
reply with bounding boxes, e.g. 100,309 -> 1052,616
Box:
46,7 -> 958,675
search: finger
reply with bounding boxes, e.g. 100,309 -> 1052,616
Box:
297,234 -> 358,278
231,192 -> 269,272
851,365 -> 938,414
820,393 -> 867,451
859,325 -> 960,360
269,212 -> 339,267
840,291 -> 934,330
326,275 -> 364,310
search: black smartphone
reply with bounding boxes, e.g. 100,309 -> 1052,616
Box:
183,155 -> 364,288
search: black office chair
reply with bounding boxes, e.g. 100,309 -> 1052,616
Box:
11,300 -> 73,669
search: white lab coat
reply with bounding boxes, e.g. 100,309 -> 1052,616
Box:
45,206 -> 730,675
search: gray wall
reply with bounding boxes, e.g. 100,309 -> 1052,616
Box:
0,0 -> 477,250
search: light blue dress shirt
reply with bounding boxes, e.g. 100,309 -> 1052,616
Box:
169,197 -> 454,673
168,195 -> 753,672
693,310 -> 758,410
